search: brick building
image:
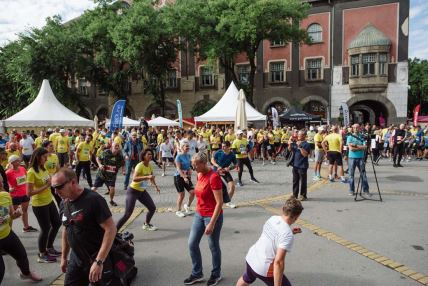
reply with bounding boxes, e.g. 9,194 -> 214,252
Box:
76,0 -> 409,125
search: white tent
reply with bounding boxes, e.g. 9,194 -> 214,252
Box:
105,117 -> 140,128
148,116 -> 180,127
194,82 -> 266,122
3,80 -> 93,127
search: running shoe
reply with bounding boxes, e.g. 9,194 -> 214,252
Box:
162,173 -> 165,177
237,181 -> 244,187
19,272 -> 43,282
184,274 -> 204,285
184,204 -> 191,213
23,226 -> 38,233
262,162 -> 265,166
298,195 -> 307,201
271,161 -> 276,165
250,177 -> 260,183
329,176 -> 334,182
176,211 -> 186,218
142,223 -> 158,231
312,176 -> 320,181
47,248 -> 62,257
348,192 -> 355,196
37,254 -> 57,263
225,202 -> 236,209
109,201 -> 118,207
363,192 -> 373,197
341,177 -> 347,183
206,276 -> 222,286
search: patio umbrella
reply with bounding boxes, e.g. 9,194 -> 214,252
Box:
235,89 -> 248,131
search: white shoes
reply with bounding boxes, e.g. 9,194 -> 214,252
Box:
142,223 -> 158,231
175,211 -> 186,218
162,173 -> 165,177
225,202 -> 236,209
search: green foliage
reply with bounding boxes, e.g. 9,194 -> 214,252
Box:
191,100 -> 217,117
408,58 -> 428,116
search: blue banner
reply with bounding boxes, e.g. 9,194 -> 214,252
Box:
109,100 -> 126,131
177,99 -> 183,128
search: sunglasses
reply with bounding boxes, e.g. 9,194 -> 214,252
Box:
52,180 -> 71,191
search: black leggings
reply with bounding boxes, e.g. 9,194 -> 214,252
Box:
116,187 -> 156,230
76,161 -> 92,187
0,230 -> 31,284
32,202 -> 61,253
237,157 -> 255,182
50,187 -> 62,208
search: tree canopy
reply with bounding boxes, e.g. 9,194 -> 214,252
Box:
408,58 -> 428,116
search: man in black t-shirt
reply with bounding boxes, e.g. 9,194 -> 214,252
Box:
52,168 -> 117,286
393,124 -> 406,167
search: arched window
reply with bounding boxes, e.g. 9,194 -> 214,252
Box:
308,23 -> 322,43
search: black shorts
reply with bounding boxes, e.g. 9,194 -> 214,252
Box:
274,142 -> 281,148
162,157 -> 174,162
266,144 -> 275,156
22,155 -> 32,164
309,143 -> 315,150
174,176 -> 194,193
327,151 -> 343,166
94,175 -> 116,188
12,195 -> 30,205
220,171 -> 234,183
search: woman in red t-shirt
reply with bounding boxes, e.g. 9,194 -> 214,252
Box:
184,152 -> 224,286
5,155 -> 38,232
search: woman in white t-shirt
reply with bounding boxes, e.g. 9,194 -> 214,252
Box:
160,137 -> 174,176
236,198 -> 303,286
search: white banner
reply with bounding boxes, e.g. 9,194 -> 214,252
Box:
271,107 -> 279,127
340,102 -> 350,127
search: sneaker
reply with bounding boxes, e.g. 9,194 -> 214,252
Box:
250,177 -> 260,183
393,164 -> 398,167
20,272 -> 43,282
184,204 -> 191,213
47,248 -> 61,257
225,202 -> 236,209
142,223 -> 158,231
348,192 -> 355,196
298,195 -> 307,201
312,176 -> 320,181
109,201 -> 118,207
363,192 -> 373,197
207,275 -> 222,286
162,173 -> 165,177
237,181 -> 244,187
37,254 -> 56,263
271,161 -> 276,165
341,177 -> 347,183
104,191 -> 110,195
329,176 -> 334,182
309,158 -> 314,162
23,226 -> 38,233
176,211 -> 186,218
184,274 -> 204,285
262,162 -> 265,166
397,164 -> 404,167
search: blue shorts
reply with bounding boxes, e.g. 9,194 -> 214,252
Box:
12,195 -> 30,206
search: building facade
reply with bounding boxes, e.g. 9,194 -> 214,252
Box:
77,0 -> 409,126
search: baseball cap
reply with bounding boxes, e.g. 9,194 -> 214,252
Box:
60,129 -> 65,133
236,130 -> 243,135
318,126 -> 325,131
47,128 -> 53,132
131,132 -> 137,137
309,126 -> 314,131
8,155 -> 20,164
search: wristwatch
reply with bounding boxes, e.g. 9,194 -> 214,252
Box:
95,259 -> 104,266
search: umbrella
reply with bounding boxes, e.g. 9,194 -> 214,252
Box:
279,107 -> 321,123
235,89 -> 248,131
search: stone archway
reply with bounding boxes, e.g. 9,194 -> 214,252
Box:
301,96 -> 328,119
77,107 -> 93,120
262,97 -> 291,114
144,101 -> 177,119
347,94 -> 397,125
350,104 -> 376,124
96,107 -> 109,121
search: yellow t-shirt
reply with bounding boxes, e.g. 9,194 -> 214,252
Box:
34,137 -> 46,148
45,153 -> 59,175
141,136 -> 148,148
232,138 -> 248,159
267,133 -> 275,145
27,167 -> 52,207
77,142 -> 92,162
281,132 -> 290,143
6,150 -> 21,160
129,162 -> 153,192
224,134 -> 236,143
201,131 -> 211,142
210,135 -> 221,149
257,132 -> 265,144
56,135 -> 69,153
314,133 -> 323,151
273,130 -> 282,143
324,133 -> 342,152
0,192 -> 12,240
113,136 -> 123,146
157,134 -> 164,145
49,132 -> 60,149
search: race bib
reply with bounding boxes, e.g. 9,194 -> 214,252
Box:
240,146 -> 247,154
267,145 -> 272,150
105,165 -> 117,173
16,175 -> 26,186
83,149 -> 89,155
343,146 -> 348,151
140,181 -> 148,189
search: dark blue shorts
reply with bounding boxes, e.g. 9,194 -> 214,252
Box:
242,262 -> 291,286
12,195 -> 30,206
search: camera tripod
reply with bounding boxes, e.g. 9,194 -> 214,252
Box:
354,142 -> 383,202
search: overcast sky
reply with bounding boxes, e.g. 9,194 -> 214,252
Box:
0,0 -> 427,59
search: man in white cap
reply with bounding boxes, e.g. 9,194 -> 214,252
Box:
313,126 -> 326,181
19,132 -> 35,169
232,130 -> 259,187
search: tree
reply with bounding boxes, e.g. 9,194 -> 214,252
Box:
169,0 -> 310,105
112,0 -> 178,116
408,58 -> 428,116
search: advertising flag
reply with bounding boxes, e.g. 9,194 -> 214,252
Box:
271,107 -> 279,127
340,102 -> 350,127
109,100 -> 126,131
177,99 -> 183,128
413,104 -> 421,127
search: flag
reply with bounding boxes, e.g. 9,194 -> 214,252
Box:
413,104 -> 421,126
177,99 -> 183,128
271,107 -> 279,127
340,102 -> 350,126
109,100 -> 126,131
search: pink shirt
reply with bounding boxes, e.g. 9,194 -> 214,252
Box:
6,166 -> 27,197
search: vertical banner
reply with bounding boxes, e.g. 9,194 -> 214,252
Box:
177,99 -> 183,128
271,107 -> 279,127
109,100 -> 126,131
413,104 -> 421,127
340,102 -> 350,127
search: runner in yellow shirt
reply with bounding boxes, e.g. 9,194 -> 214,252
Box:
75,134 -> 94,188
55,129 -> 69,167
48,128 -> 61,150
34,131 -> 47,148
210,132 -> 222,152
224,128 -> 236,144
232,130 -> 259,186
322,126 -> 346,182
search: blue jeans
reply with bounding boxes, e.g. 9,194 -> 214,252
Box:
124,159 -> 139,189
348,158 -> 369,193
188,212 -> 223,278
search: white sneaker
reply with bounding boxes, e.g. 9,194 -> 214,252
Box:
262,162 -> 265,166
175,211 -> 186,218
309,158 -> 314,162
184,204 -> 191,213
142,223 -> 158,231
271,161 -> 276,165
226,202 -> 236,209
313,176 -> 320,181
162,173 -> 165,177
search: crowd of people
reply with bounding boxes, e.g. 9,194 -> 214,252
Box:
0,121 -> 427,285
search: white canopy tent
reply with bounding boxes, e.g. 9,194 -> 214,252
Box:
3,80 -> 93,127
105,117 -> 140,128
194,82 -> 266,122
148,116 -> 180,127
